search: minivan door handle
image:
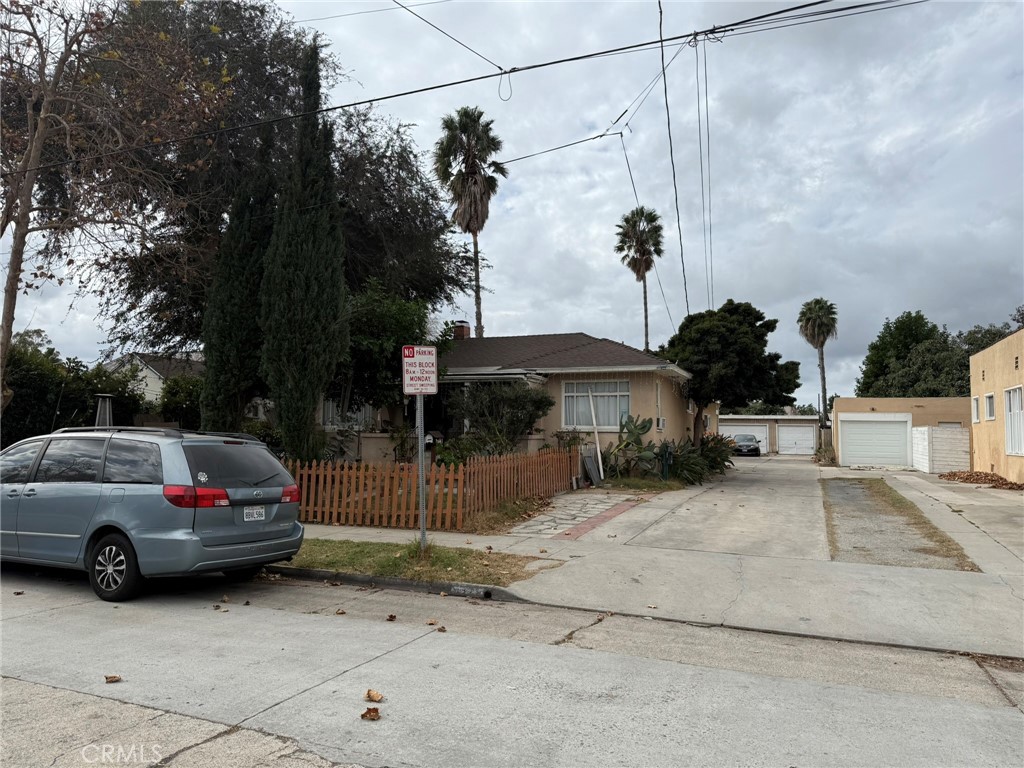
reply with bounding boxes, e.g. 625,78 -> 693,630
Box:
22,489 -> 37,498
5,489 -> 19,498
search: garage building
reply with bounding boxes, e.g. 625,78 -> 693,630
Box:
717,415 -> 819,455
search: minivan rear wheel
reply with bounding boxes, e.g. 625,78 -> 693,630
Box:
88,533 -> 142,602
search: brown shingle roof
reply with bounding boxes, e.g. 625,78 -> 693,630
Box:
441,333 -> 674,372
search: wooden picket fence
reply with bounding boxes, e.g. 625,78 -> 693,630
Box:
286,448 -> 578,531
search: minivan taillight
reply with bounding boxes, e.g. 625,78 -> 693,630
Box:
162,485 -> 230,508
163,485 -> 196,508
281,484 -> 300,503
195,487 -> 231,508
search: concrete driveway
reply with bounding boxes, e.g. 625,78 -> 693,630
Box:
598,456 -> 829,560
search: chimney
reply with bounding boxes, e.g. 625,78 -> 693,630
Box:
453,320 -> 471,340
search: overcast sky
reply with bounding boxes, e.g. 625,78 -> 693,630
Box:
12,0 -> 1024,407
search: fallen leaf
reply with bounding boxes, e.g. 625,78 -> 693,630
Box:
426,619 -> 438,625
446,567 -> 453,572
221,608 -> 229,613
386,614 -> 396,621
436,626 -> 447,633
244,600 -> 251,606
647,604 -> 658,609
563,531 -> 571,536
394,552 -> 403,558
357,587 -> 368,592
485,545 -> 493,552
221,595 -> 230,603
213,604 -> 222,611
365,689 -> 384,702
360,707 -> 380,721
104,675 -> 122,684
329,581 -> 342,586
539,548 -> 548,554
12,591 -> 24,596
439,591 -> 448,597
335,609 -> 346,615
465,539 -> 472,544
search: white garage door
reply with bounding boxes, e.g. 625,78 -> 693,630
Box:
778,425 -> 815,455
719,424 -> 768,450
840,419 -> 910,467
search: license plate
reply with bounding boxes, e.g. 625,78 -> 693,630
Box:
243,505 -> 266,522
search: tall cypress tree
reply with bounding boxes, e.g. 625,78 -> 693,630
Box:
200,127 -> 276,432
260,45 -> 348,460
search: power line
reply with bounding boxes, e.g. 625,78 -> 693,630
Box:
5,0 -> 930,179
619,134 -> 640,207
658,1 -> 690,318
291,0 -> 453,24
390,0 -> 502,72
503,132 -> 620,165
695,42 -> 710,311
703,38 -> 715,308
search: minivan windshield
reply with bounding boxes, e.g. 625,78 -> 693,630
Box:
183,443 -> 292,488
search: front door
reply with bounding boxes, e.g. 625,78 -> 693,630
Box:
17,437 -> 106,563
0,440 -> 45,557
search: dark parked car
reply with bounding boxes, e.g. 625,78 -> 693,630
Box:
731,434 -> 762,457
0,427 -> 304,601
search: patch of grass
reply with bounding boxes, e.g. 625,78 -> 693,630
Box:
820,484 -> 840,561
866,479 -> 979,571
603,477 -> 686,493
289,538 -> 541,586
462,497 -> 549,535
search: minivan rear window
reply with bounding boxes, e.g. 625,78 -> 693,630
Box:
103,439 -> 163,484
183,444 -> 292,488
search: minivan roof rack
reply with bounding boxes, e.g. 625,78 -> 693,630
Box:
53,426 -> 183,437
52,426 -> 265,443
180,430 -> 263,442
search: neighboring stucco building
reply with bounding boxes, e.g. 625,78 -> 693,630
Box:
439,328 -> 713,451
831,396 -> 971,468
970,329 -> 1024,482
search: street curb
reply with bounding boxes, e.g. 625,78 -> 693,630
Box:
264,564 -> 526,602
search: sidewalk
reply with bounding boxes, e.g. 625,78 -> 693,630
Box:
302,462 -> 1024,658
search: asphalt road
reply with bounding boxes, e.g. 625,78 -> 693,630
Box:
2,566 -> 1022,768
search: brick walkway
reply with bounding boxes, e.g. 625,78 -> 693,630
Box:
510,491 -> 648,537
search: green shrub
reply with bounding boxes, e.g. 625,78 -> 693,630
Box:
669,439 -> 710,485
699,433 -> 735,474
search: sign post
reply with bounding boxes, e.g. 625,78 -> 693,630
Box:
402,345 -> 438,552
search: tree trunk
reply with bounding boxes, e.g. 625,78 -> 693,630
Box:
472,231 -> 483,338
693,403 -> 705,443
1,97 -> 50,414
818,344 -> 827,427
642,273 -> 649,352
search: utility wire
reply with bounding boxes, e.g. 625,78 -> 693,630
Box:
503,132 -> 619,164
723,0 -> 929,37
619,134 -> 640,207
695,42 -> 710,310
292,0 -> 453,24
703,38 -> 715,308
390,0 -> 502,72
5,0 -> 929,179
658,1 -> 689,317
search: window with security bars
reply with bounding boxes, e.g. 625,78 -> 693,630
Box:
1006,387 -> 1024,456
563,381 -> 630,429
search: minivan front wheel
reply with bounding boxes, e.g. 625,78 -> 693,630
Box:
88,533 -> 142,601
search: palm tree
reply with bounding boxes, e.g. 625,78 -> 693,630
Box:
797,298 -> 839,424
615,206 -> 664,352
433,106 -> 508,339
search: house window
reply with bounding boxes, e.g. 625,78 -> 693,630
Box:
984,393 -> 995,421
563,381 -> 630,429
971,397 -> 980,424
1006,387 -> 1024,456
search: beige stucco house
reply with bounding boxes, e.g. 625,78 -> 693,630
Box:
970,329 -> 1024,482
439,330 -> 712,451
831,396 -> 971,468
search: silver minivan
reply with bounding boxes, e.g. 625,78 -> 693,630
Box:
0,427 -> 304,600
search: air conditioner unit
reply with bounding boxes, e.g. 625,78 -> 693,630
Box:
656,417 -> 667,430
